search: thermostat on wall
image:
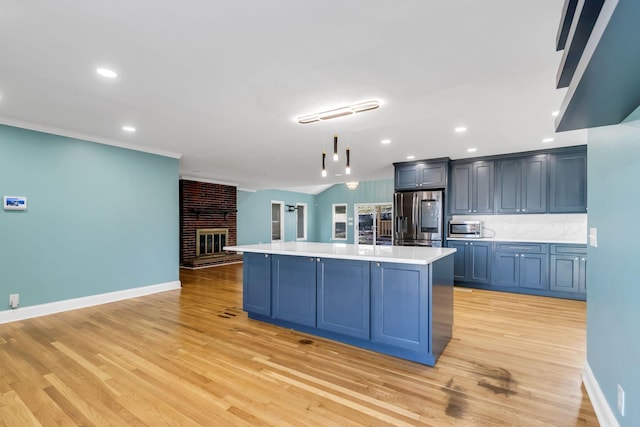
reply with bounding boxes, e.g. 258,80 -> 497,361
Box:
3,196 -> 27,211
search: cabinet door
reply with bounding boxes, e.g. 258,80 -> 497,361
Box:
473,161 -> 495,213
549,255 -> 578,292
468,242 -> 492,284
578,257 -> 587,294
395,165 -> 419,190
448,241 -> 468,280
495,159 -> 520,214
549,151 -> 587,213
493,252 -> 519,287
520,155 -> 548,213
272,255 -> 317,327
450,163 -> 473,214
519,254 -> 548,289
371,262 -> 429,353
316,258 -> 370,339
243,252 -> 272,316
419,162 -> 447,188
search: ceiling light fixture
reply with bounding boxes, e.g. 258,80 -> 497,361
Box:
454,126 -> 467,133
96,68 -> 118,78
552,111 -> 560,117
542,137 -> 554,143
345,181 -> 359,190
346,146 -> 351,175
381,139 -> 391,144
297,100 -> 381,124
321,151 -> 327,177
122,125 -> 136,132
406,155 -> 415,160
467,148 -> 477,153
333,134 -> 338,161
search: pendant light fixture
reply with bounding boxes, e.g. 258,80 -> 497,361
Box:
321,134 -> 353,178
321,151 -> 327,177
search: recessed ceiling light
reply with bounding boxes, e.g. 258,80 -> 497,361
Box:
381,139 -> 391,144
454,126 -> 467,133
122,126 -> 136,132
335,173 -> 343,177
552,111 -> 560,117
97,68 -> 118,78
542,137 -> 554,143
467,148 -> 477,153
406,155 -> 415,160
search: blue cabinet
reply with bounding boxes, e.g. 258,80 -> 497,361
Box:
495,155 -> 547,214
493,243 -> 549,289
395,161 -> 448,191
447,240 -> 492,284
450,161 -> 494,214
371,262 -> 429,353
243,252 -> 272,316
550,244 -> 587,294
549,150 -> 587,213
316,258 -> 370,339
272,255 -> 317,327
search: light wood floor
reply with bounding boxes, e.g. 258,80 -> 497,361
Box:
0,264 -> 598,426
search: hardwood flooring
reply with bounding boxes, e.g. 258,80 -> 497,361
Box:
0,264 -> 598,426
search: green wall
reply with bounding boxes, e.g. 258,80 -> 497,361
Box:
0,125 -> 179,311
237,179 -> 393,245
587,110 -> 640,426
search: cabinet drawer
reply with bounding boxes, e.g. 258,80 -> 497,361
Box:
495,243 -> 547,254
550,244 -> 587,255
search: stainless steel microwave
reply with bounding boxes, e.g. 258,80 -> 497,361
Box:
448,220 -> 483,238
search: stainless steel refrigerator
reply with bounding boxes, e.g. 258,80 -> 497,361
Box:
394,190 -> 444,247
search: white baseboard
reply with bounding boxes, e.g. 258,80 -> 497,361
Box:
583,361 -> 620,427
0,281 -> 181,325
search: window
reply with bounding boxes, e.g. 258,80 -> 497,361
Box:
296,203 -> 307,240
271,201 -> 284,242
332,203 -> 348,240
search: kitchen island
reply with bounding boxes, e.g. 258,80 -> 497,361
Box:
223,242 -> 456,366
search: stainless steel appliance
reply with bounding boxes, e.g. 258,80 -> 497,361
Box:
394,190 -> 443,247
448,220 -> 483,238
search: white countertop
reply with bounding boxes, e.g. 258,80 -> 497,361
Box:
224,242 -> 456,265
446,237 -> 587,245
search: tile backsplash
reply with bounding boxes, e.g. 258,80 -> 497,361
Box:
451,214 -> 587,243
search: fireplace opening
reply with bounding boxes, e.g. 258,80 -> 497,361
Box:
196,228 -> 228,257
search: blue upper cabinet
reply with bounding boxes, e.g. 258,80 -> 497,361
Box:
394,160 -> 448,191
495,155 -> 548,214
450,161 -> 494,214
271,255 -> 317,327
549,149 -> 587,213
243,252 -> 272,316
316,258 -> 370,340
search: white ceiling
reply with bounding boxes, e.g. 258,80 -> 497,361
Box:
0,0 -> 586,193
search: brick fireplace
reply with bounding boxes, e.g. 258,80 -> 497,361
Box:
179,179 -> 242,268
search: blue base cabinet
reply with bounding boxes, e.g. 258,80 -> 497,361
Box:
272,255 -> 317,327
317,258 -> 370,340
493,243 -> 548,290
243,252 -> 272,316
242,253 -> 454,366
549,244 -> 587,295
447,240 -> 492,284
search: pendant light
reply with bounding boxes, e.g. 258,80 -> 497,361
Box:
321,151 -> 327,177
333,134 -> 338,161
345,146 -> 351,174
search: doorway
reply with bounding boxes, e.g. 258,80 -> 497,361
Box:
355,203 -> 393,246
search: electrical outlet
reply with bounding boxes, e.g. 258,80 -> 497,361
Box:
589,227 -> 598,247
618,384 -> 625,416
9,294 -> 19,309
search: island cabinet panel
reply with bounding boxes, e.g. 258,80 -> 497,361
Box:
316,258 -> 370,339
243,253 -> 272,316
371,262 -> 429,353
272,255 -> 317,327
